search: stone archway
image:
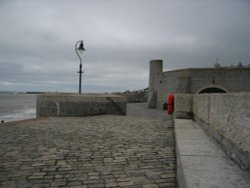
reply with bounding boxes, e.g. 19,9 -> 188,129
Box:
197,85 -> 228,94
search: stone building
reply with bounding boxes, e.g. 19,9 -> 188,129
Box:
148,59 -> 250,109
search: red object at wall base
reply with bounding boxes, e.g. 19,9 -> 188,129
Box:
167,93 -> 174,115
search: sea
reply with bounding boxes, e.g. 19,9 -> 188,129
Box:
0,93 -> 37,123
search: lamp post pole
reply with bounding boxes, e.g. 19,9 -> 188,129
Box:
75,40 -> 86,94
79,62 -> 83,94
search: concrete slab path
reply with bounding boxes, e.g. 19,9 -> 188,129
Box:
175,119 -> 250,188
0,103 -> 176,188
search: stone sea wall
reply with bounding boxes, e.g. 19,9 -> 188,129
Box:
37,93 -> 127,117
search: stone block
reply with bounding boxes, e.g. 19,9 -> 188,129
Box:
174,94 -> 193,119
193,94 -> 210,124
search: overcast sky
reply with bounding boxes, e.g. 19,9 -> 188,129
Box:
0,0 -> 250,93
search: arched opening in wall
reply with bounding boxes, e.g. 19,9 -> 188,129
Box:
199,87 -> 227,94
197,85 -> 228,94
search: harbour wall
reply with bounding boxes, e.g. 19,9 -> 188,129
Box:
37,93 -> 127,117
148,60 -> 250,109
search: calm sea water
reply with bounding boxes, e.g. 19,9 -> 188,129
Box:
0,93 -> 37,122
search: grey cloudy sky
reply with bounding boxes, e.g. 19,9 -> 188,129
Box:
0,0 -> 250,92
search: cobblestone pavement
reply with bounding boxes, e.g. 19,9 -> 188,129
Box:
0,103 -> 176,188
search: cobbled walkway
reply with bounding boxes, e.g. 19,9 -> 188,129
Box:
0,103 -> 176,188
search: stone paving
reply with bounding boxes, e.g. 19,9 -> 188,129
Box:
0,103 -> 176,188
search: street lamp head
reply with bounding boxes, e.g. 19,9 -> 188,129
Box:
77,40 -> 86,54
75,39 -> 86,93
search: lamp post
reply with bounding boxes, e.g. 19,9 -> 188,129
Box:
75,40 -> 86,93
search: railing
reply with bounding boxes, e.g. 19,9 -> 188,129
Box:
107,97 -> 126,115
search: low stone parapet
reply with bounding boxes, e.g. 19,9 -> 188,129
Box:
193,92 -> 250,170
37,93 -> 127,117
174,92 -> 250,171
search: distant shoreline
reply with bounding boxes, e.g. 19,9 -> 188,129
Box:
0,91 -> 45,94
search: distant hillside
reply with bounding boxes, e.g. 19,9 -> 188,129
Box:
113,88 -> 148,103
